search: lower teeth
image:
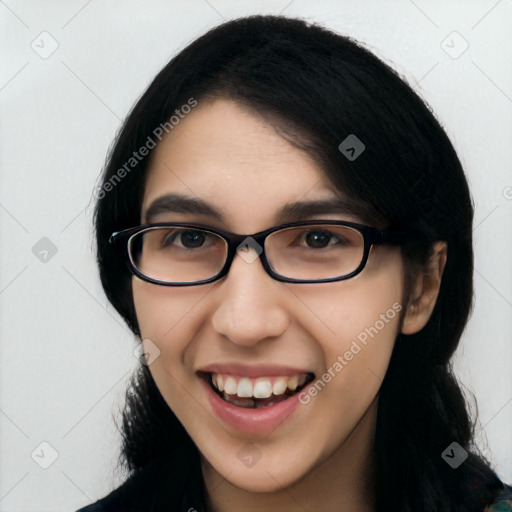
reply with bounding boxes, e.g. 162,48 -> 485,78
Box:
220,391 -> 291,409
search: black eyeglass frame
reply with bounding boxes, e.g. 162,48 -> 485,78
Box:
109,220 -> 411,286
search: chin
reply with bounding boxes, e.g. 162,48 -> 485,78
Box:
220,462 -> 305,493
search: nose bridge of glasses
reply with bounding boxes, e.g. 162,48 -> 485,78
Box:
228,232 -> 267,267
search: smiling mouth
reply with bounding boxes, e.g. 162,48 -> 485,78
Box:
199,371 -> 315,409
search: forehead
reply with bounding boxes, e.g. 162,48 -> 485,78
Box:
141,99 -> 344,230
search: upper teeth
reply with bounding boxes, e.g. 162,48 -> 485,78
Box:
211,373 -> 308,399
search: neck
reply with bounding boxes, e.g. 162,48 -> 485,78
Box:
201,398 -> 378,512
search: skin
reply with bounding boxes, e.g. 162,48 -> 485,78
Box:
132,99 -> 446,512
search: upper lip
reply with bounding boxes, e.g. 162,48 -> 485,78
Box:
197,363 -> 313,378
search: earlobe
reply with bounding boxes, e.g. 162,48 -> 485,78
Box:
401,241 -> 447,335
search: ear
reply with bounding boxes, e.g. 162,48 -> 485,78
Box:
401,241 -> 447,335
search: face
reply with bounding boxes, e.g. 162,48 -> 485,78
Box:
132,99 -> 405,492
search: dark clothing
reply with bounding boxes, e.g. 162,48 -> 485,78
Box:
76,450 -> 512,512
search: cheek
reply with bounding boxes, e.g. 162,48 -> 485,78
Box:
131,278 -> 212,422
290,261 -> 404,452
131,278 -> 208,361
293,252 -> 404,388
295,256 -> 403,344
298,288 -> 402,401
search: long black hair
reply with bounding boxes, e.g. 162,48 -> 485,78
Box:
94,15 -> 510,512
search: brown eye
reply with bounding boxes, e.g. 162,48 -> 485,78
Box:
161,229 -> 209,249
304,230 -> 334,248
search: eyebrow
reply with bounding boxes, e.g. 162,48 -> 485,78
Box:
143,193 -> 370,225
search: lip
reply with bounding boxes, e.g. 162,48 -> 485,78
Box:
200,376 -> 308,435
197,363 -> 311,378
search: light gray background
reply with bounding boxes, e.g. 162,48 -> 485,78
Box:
1,1 -> 511,511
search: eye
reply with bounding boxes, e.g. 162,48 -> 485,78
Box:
299,229 -> 350,249
161,229 -> 208,249
303,230 -> 336,249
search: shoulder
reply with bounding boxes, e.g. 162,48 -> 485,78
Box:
481,483 -> 512,511
455,460 -> 512,512
74,448 -> 203,512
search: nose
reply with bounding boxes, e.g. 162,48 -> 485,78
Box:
210,248 -> 290,347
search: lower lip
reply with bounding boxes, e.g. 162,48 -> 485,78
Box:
200,377 -> 303,435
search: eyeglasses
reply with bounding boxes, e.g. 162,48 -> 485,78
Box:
109,220 -> 410,286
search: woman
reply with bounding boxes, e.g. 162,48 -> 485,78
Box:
78,15 -> 511,512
